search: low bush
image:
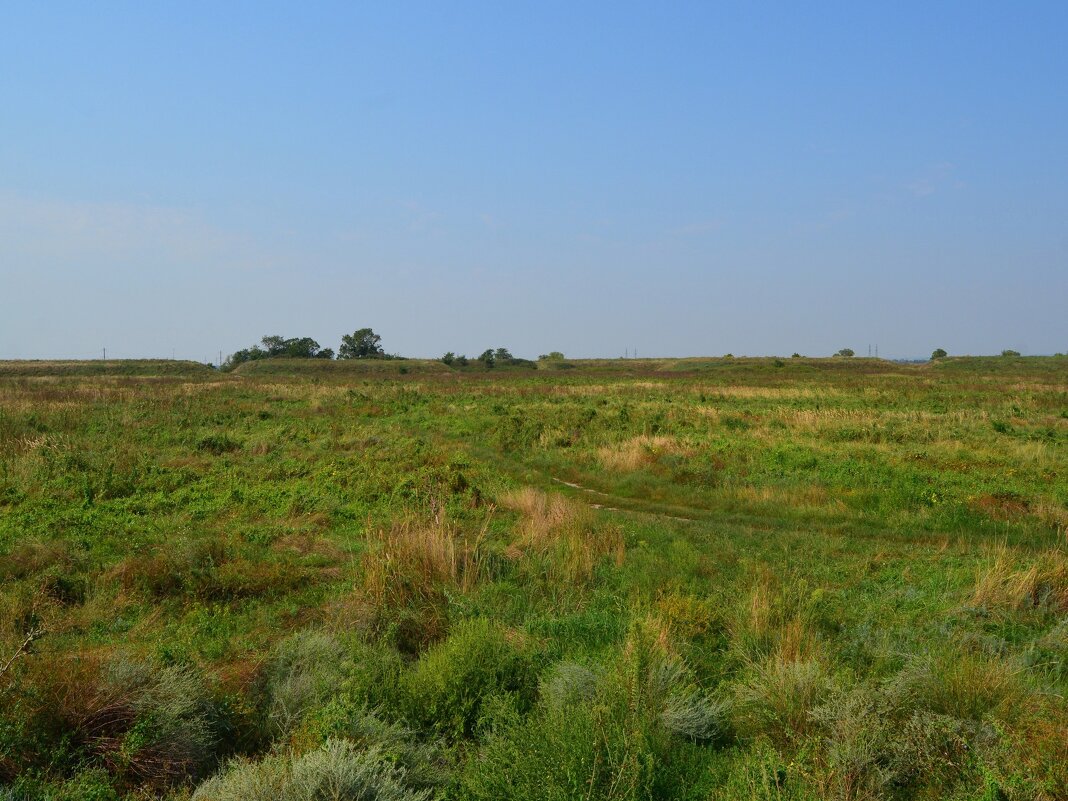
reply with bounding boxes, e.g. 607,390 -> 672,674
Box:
192,739 -> 431,801
296,705 -> 446,791
459,624 -> 727,800
260,630 -> 349,740
399,618 -> 537,739
12,653 -> 219,790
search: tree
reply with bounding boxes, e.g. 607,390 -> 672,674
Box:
494,348 -> 514,363
835,348 -> 855,358
224,334 -> 331,368
1001,349 -> 1021,357
538,351 -> 565,361
931,348 -> 947,360
338,328 -> 384,359
478,349 -> 496,368
441,352 -> 456,366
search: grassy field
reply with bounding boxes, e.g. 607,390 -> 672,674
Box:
1,356 -> 1066,800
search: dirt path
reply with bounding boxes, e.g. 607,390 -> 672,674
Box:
550,477 -> 697,522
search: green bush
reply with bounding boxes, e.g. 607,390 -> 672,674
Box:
192,739 -> 430,801
297,705 -> 445,791
460,631 -> 727,800
399,618 -> 537,739
261,630 -> 349,739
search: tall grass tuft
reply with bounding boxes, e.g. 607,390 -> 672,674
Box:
597,435 -> 692,472
499,487 -> 624,584
971,545 -> 1068,614
357,515 -> 490,651
734,656 -> 833,748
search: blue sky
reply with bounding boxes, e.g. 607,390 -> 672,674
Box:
2,2 -> 1066,361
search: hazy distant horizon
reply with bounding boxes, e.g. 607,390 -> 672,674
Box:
3,3 -> 1066,362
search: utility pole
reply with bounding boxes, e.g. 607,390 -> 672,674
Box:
218,350 -> 223,367
102,347 -> 106,360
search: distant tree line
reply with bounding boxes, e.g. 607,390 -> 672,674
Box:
223,330 -> 545,371
221,334 -> 1038,370
441,348 -> 535,369
224,328 -> 397,369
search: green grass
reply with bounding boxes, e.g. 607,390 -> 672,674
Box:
0,357 -> 1066,799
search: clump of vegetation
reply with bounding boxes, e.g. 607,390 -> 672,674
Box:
192,739 -> 431,801
499,487 -> 624,583
226,334 -> 335,368
460,623 -> 727,799
970,546 -> 1068,614
338,328 -> 385,360
399,617 -> 537,740
6,654 -> 219,791
355,516 -> 491,651
598,434 -> 692,472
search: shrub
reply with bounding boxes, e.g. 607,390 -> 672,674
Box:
460,627 -> 727,800
886,711 -> 982,793
809,685 -> 892,800
297,705 -> 445,790
16,654 -> 220,789
400,618 -> 536,739
540,661 -> 600,710
261,631 -> 349,740
192,739 -> 431,801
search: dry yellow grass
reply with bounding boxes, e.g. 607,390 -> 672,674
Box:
699,385 -> 843,400
728,570 -> 822,664
598,434 -> 692,472
361,516 -> 487,603
1033,502 -> 1068,538
971,545 -> 1068,613
733,483 -> 842,512
354,515 -> 491,648
499,487 -> 624,582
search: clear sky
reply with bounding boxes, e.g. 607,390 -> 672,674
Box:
2,2 -> 1066,361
